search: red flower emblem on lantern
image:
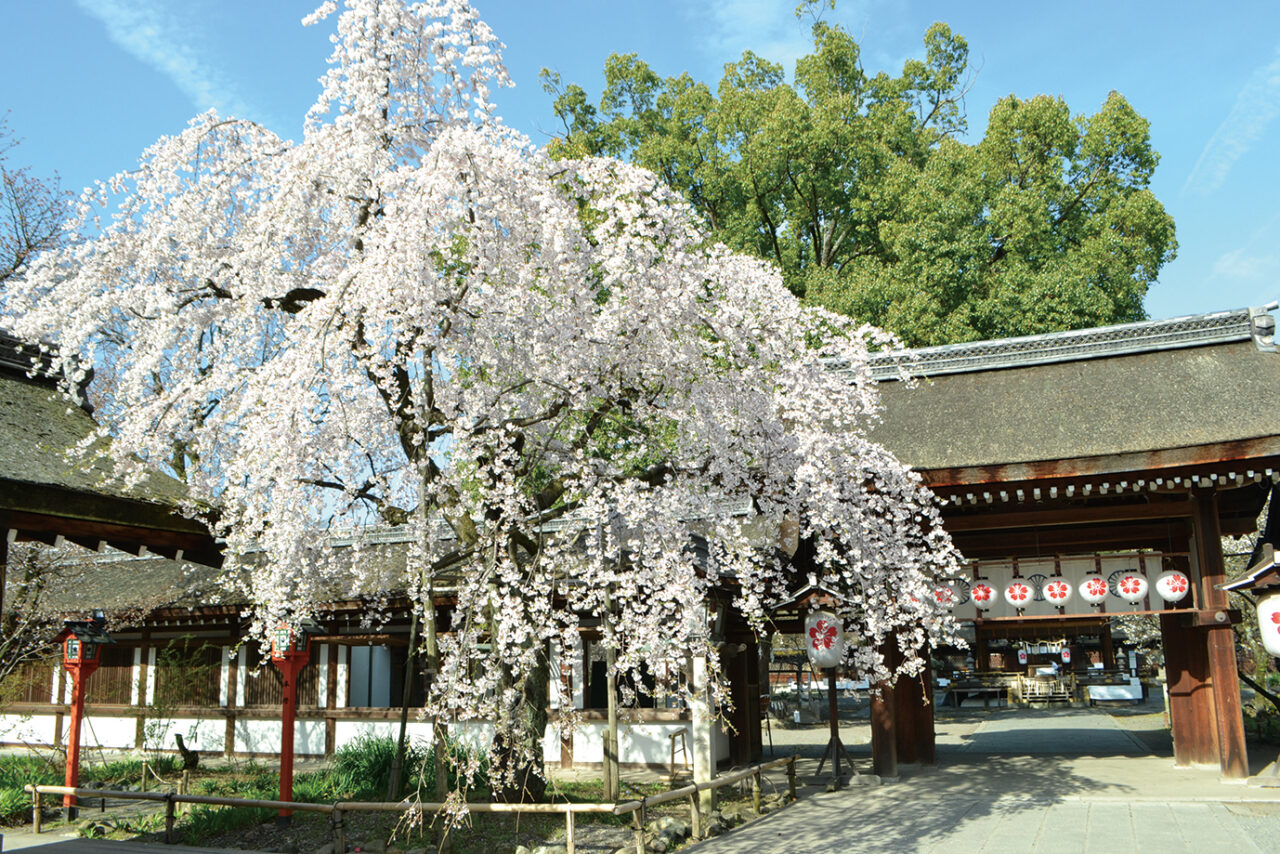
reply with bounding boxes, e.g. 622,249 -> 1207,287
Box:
1007,583 -> 1030,602
973,585 -> 993,602
1168,575 -> 1188,594
935,588 -> 954,605
1271,612 -> 1280,626
1119,576 -> 1143,596
809,619 -> 838,651
1046,581 -> 1069,600
1085,578 -> 1107,597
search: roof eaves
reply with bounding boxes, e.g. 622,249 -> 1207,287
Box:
831,304 -> 1275,383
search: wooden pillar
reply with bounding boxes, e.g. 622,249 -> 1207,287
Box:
870,645 -> 899,779
1100,626 -> 1116,670
1191,490 -> 1248,778
974,631 -> 988,672
1160,612 -> 1217,766
893,661 -> 936,766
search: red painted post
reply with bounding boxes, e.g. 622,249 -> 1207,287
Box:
63,667 -> 87,816
277,657 -> 304,826
271,624 -> 312,828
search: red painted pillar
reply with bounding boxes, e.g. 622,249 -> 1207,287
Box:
62,659 -> 97,817
276,657 -> 305,826
64,668 -> 85,815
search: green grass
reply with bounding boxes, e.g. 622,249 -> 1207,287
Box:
0,752 -> 181,826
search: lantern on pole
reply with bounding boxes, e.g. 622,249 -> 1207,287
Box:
804,610 -> 844,669
270,620 -> 318,827
803,608 -> 852,786
55,611 -> 114,818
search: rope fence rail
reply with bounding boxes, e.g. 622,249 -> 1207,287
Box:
26,753 -> 800,854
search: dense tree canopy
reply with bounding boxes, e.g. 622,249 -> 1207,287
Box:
6,0 -> 963,791
544,19 -> 1176,346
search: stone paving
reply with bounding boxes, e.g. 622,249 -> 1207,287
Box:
689,702 -> 1280,854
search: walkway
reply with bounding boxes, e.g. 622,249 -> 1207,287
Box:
0,835 -> 272,853
690,703 -> 1280,853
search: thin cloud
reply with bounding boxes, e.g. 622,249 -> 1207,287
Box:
74,0 -> 257,121
1183,44 -> 1280,196
697,0 -> 815,74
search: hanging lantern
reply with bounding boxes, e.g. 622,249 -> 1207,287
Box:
1043,579 -> 1073,606
1079,575 -> 1109,605
1155,570 -> 1191,603
1116,573 -> 1149,604
1061,646 -> 1072,664
971,583 -> 995,609
804,609 -> 844,669
1258,593 -> 1280,657
1004,581 -> 1033,609
1016,647 -> 1028,665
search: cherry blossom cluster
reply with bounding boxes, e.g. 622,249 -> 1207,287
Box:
4,0 -> 965,782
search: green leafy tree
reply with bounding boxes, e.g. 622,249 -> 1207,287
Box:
544,17 -> 1175,347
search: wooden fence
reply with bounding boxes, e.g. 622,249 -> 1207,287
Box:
27,754 -> 798,854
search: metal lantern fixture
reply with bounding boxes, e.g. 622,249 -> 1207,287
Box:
55,611 -> 115,817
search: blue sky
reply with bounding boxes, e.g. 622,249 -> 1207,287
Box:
4,0 -> 1279,322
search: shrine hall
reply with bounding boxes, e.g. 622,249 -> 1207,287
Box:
854,304 -> 1280,779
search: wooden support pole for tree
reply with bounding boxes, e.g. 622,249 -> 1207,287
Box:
388,605 -> 420,800
32,790 -> 42,834
564,809 -> 576,854
603,589 -> 620,802
687,791 -> 702,839
786,756 -> 797,801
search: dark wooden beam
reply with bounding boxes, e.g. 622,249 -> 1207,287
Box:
920,439 -> 1280,490
944,497 -> 1195,532
950,521 -> 1191,559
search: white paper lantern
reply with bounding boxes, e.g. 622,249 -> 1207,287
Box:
1016,648 -> 1028,665
933,587 -> 957,609
1079,575 -> 1109,605
971,583 -> 995,609
1116,573 -> 1149,604
1155,570 -> 1191,603
1043,579 -> 1073,606
1004,581 -> 1033,609
1061,647 -> 1072,664
804,610 -> 844,669
1258,592 -> 1280,657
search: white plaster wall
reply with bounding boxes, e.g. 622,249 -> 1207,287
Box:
234,719 -> 326,755
333,719 -> 434,752
0,713 -> 58,746
714,722 -> 730,762
141,717 -> 224,753
558,721 -> 692,765
82,715 -> 137,750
